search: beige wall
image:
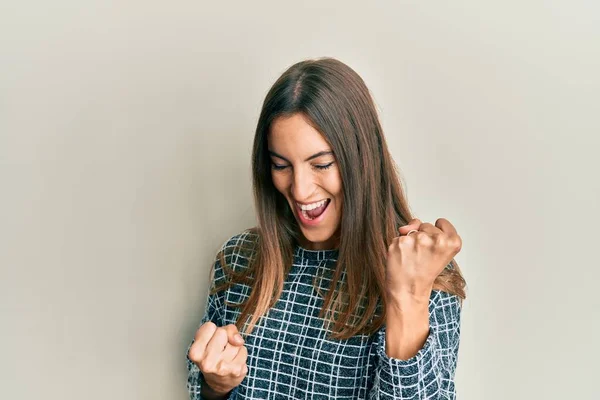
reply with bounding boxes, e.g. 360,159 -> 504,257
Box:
1,1 -> 598,399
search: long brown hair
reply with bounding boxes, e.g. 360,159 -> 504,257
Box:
214,57 -> 466,340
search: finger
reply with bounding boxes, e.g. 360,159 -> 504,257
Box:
435,218 -> 458,236
418,222 -> 443,236
223,323 -> 245,346
435,218 -> 462,252
221,341 -> 242,363
203,327 -> 230,366
230,345 -> 249,377
189,322 -> 218,362
398,218 -> 422,235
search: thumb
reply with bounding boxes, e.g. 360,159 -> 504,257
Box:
398,218 -> 422,235
224,324 -> 245,346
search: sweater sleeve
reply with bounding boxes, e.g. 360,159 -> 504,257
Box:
186,230 -> 256,400
369,290 -> 462,399
186,252 -> 233,400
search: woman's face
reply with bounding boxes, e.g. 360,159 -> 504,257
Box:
268,113 -> 343,250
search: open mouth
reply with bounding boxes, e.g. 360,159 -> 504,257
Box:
295,198 -> 331,224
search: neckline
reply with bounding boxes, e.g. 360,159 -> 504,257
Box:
293,244 -> 339,261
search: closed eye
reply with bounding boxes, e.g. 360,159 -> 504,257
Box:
271,163 -> 287,171
270,162 -> 335,171
315,162 -> 334,170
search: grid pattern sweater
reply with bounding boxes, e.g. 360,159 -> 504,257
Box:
186,230 -> 462,399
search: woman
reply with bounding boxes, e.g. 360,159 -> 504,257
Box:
186,57 -> 466,399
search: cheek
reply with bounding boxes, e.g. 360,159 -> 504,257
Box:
327,171 -> 343,199
271,172 -> 288,194
330,176 -> 343,214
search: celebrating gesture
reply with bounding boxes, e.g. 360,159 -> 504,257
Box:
188,322 -> 248,397
386,218 -> 463,301
187,58 -> 467,399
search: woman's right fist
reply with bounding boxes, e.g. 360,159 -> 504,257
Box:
188,322 -> 248,396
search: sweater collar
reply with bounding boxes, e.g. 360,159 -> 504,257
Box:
293,245 -> 339,262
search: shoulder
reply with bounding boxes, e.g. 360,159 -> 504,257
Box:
429,289 -> 462,328
211,228 -> 259,285
429,289 -> 461,310
218,227 -> 259,264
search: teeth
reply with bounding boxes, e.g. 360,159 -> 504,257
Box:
301,209 -> 313,220
297,199 -> 327,211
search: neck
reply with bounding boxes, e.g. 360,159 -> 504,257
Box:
297,228 -> 341,251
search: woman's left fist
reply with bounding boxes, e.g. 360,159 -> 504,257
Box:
386,218 -> 462,301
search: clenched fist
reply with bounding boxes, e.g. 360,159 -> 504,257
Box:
386,218 -> 462,301
188,322 -> 248,397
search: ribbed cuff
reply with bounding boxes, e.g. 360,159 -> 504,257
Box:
372,325 -> 442,399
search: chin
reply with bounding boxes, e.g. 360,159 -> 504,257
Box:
300,228 -> 336,247
303,231 -> 328,242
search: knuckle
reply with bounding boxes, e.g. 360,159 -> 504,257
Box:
435,235 -> 452,249
225,323 -> 238,332
230,370 -> 239,378
418,233 -> 432,245
435,235 -> 446,247
453,235 -> 463,251
188,345 -> 201,362
240,346 -> 248,359
225,324 -> 240,339
388,240 -> 400,252
195,321 -> 216,340
200,322 -> 216,334
199,359 -> 213,373
231,365 -> 244,377
214,327 -> 228,340
216,362 -> 230,376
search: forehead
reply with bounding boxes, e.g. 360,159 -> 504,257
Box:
268,114 -> 331,154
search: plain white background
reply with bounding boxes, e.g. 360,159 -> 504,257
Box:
1,1 -> 598,399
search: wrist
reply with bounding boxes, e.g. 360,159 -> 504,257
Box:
387,287 -> 432,310
201,378 -> 232,400
386,299 -> 429,325
384,294 -> 431,359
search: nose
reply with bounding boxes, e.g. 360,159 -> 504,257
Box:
291,167 -> 316,201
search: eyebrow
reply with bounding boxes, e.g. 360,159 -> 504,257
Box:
268,150 -> 334,163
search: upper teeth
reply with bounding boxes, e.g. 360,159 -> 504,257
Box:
297,199 -> 327,211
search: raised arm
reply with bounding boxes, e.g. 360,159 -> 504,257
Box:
370,290 -> 461,399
